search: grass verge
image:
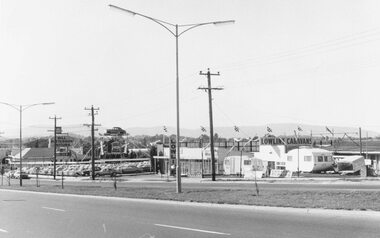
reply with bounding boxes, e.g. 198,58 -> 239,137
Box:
1,179 -> 380,211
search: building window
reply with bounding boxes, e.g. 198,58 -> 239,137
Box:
287,156 -> 292,161
324,156 -> 329,162
317,156 -> 323,162
244,160 -> 251,165
224,160 -> 229,165
304,156 -> 312,162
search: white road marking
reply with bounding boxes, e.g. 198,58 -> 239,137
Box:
42,206 -> 65,212
0,228 -> 9,233
155,224 -> 230,236
103,224 -> 107,233
139,233 -> 155,238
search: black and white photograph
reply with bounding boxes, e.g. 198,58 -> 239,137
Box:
1,0 -> 380,237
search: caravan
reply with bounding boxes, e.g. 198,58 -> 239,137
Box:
333,155 -> 366,176
286,147 -> 334,173
224,155 -> 266,178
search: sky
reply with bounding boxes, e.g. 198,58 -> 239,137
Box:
1,0 -> 380,137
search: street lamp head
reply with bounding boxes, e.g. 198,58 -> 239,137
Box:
109,4 -> 137,17
213,20 -> 235,26
42,102 -> 55,105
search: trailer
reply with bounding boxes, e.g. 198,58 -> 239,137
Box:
335,155 -> 366,176
224,155 -> 266,178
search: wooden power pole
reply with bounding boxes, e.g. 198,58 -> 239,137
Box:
84,106 -> 100,180
199,68 -> 223,181
49,115 -> 62,179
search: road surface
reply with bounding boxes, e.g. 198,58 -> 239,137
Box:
1,189 -> 380,238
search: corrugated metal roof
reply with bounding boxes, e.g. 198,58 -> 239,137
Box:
14,148 -> 54,160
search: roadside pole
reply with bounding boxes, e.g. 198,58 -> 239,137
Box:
1,165 -> 3,186
167,138 -> 171,181
297,146 -> 300,178
199,69 -> 223,181
61,171 -> 64,189
36,167 -> 39,187
0,132 -> 3,185
162,126 -> 167,176
49,115 -> 62,180
84,105 -> 100,181
253,159 -> 259,196
201,137 -> 204,178
359,127 -> 362,155
240,150 -> 243,177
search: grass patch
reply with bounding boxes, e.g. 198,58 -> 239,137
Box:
2,179 -> 380,211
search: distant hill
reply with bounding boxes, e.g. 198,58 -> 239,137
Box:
124,123 -> 380,139
1,123 -> 378,140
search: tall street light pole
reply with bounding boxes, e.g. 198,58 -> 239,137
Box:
109,4 -> 234,193
0,102 -> 55,186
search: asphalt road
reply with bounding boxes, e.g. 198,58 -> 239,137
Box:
1,189 -> 380,238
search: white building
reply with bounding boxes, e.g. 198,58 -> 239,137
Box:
254,145 -> 287,170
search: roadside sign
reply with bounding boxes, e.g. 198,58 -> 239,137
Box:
55,126 -> 62,134
170,140 -> 176,159
55,135 -> 73,146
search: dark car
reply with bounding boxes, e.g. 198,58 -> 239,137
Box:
83,166 -> 101,176
13,171 -> 30,179
121,165 -> 143,174
95,168 -> 120,177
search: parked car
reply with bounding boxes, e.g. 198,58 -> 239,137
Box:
137,163 -> 151,172
13,171 -> 30,179
94,168 -> 120,177
121,165 -> 143,174
4,171 -> 14,178
82,166 -> 101,176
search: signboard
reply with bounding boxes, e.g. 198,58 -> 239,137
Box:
156,144 -> 164,156
260,136 -> 312,146
104,127 -> 126,136
111,142 -> 122,153
170,140 -> 176,159
55,135 -> 73,146
269,169 -> 287,178
55,127 -> 62,134
203,148 -> 218,160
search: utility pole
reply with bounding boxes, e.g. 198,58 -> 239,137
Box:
84,106 -> 100,180
49,115 -> 62,180
359,127 -> 362,155
0,132 -> 3,185
199,68 -> 223,181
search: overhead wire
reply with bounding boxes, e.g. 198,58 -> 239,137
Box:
212,101 -> 252,139
216,26 -> 380,72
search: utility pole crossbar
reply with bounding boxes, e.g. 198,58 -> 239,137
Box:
199,68 -> 223,181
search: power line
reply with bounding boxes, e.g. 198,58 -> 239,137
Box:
217,27 -> 380,72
